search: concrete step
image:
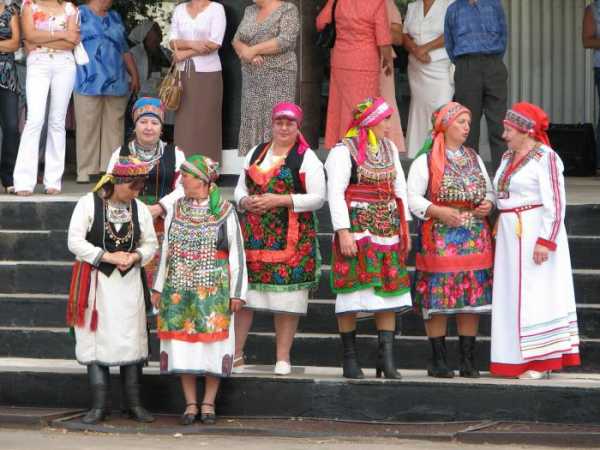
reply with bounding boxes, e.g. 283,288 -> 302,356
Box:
2,263 -> 600,305
2,199 -> 600,237
1,358 -> 600,424
0,328 -> 598,372
3,295 -> 600,339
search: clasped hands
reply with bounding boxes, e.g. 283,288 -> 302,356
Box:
337,228 -> 412,258
102,251 -> 140,272
242,194 -> 289,215
435,201 -> 493,227
238,43 -> 265,66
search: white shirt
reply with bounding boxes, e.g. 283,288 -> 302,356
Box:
169,2 -> 226,72
403,0 -> 453,62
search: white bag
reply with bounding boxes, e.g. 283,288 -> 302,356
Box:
74,42 -> 89,65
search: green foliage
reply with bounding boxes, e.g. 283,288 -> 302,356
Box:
74,0 -> 168,31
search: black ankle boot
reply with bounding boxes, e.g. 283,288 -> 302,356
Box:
121,364 -> 155,423
427,336 -> 454,378
459,335 -> 480,378
82,364 -> 109,425
340,331 -> 364,379
376,330 -> 401,379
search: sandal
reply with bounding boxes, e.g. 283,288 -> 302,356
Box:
15,190 -> 33,197
180,402 -> 198,426
232,354 -> 245,374
200,402 -> 216,425
45,188 -> 61,195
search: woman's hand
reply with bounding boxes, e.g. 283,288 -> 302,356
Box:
240,45 -> 257,63
65,29 -> 81,45
251,193 -> 290,214
337,229 -> 357,258
230,298 -> 244,313
148,204 -> 164,219
473,200 -> 493,218
101,251 -> 129,266
435,206 -> 465,227
414,45 -> 431,64
173,49 -> 187,63
191,40 -> 210,54
151,291 -> 161,308
117,252 -> 141,272
251,55 -> 265,66
533,244 -> 550,265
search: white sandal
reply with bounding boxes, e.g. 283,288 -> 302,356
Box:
518,370 -> 550,380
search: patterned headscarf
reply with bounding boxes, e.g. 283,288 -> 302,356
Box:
93,156 -> 152,192
181,155 -> 223,216
271,102 -> 310,155
415,101 -> 471,199
345,97 -> 394,166
132,97 -> 165,124
503,102 -> 550,146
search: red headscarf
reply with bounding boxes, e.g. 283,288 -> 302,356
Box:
272,102 -> 310,155
421,102 -> 471,199
503,102 -> 551,146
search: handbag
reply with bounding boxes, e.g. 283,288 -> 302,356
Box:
159,61 -> 183,111
66,260 -> 92,327
316,0 -> 339,49
74,42 -> 89,65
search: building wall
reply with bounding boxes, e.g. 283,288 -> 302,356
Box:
503,0 -> 596,124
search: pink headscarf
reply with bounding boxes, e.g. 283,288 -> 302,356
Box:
272,102 -> 310,155
345,97 -> 394,166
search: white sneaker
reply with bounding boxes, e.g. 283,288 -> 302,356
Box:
518,370 -> 550,380
274,361 -> 292,375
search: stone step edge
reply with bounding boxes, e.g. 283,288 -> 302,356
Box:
2,357 -> 600,389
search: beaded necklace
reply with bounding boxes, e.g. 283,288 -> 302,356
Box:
103,200 -> 134,251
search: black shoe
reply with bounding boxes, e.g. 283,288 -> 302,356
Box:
340,331 -> 365,379
459,335 -> 480,378
200,403 -> 216,425
375,330 -> 401,379
82,364 -> 110,425
180,403 -> 198,425
427,336 -> 454,378
120,364 -> 155,423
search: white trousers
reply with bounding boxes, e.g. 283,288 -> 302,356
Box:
13,52 -> 76,192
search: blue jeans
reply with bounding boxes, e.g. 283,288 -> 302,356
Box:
595,68 -> 600,168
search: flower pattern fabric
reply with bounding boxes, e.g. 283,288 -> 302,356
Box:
0,3 -> 19,93
74,5 -> 130,97
241,163 -> 320,292
413,148 -> 493,315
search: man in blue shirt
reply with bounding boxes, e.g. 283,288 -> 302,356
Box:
445,0 -> 508,169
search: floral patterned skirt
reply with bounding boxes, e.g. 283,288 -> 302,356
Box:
413,269 -> 493,320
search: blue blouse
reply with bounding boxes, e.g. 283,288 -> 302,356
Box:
75,6 -> 130,97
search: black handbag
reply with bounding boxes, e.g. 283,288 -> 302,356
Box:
316,0 -> 339,49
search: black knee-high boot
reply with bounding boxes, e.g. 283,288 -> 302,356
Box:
82,364 -> 110,424
376,330 -> 401,379
340,331 -> 364,379
121,364 -> 155,423
459,335 -> 480,378
427,336 -> 454,378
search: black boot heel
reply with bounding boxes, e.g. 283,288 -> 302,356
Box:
340,330 -> 365,379
459,335 -> 480,378
375,330 -> 401,379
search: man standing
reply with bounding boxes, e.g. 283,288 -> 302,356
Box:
445,0 -> 508,169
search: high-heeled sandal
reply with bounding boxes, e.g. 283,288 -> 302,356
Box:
45,188 -> 61,195
200,402 -> 216,425
180,402 -> 198,425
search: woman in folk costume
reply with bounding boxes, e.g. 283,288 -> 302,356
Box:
152,155 -> 248,425
234,102 -> 326,375
324,97 -> 412,379
106,97 -> 185,286
67,157 -> 158,424
490,102 -> 580,379
407,102 -> 494,379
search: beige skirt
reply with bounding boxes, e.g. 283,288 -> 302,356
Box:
174,70 -> 223,161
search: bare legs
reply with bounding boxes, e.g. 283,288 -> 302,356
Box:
424,313 -> 480,338
180,374 -> 220,416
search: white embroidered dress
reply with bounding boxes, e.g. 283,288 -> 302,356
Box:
490,145 -> 580,376
68,193 -> 158,366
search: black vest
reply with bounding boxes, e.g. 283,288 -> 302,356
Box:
86,193 -> 141,277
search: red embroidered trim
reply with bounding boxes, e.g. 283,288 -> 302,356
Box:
415,252 -> 493,273
489,353 -> 580,377
158,330 -> 229,343
548,151 -> 562,243
244,209 -> 300,263
536,237 -> 557,251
